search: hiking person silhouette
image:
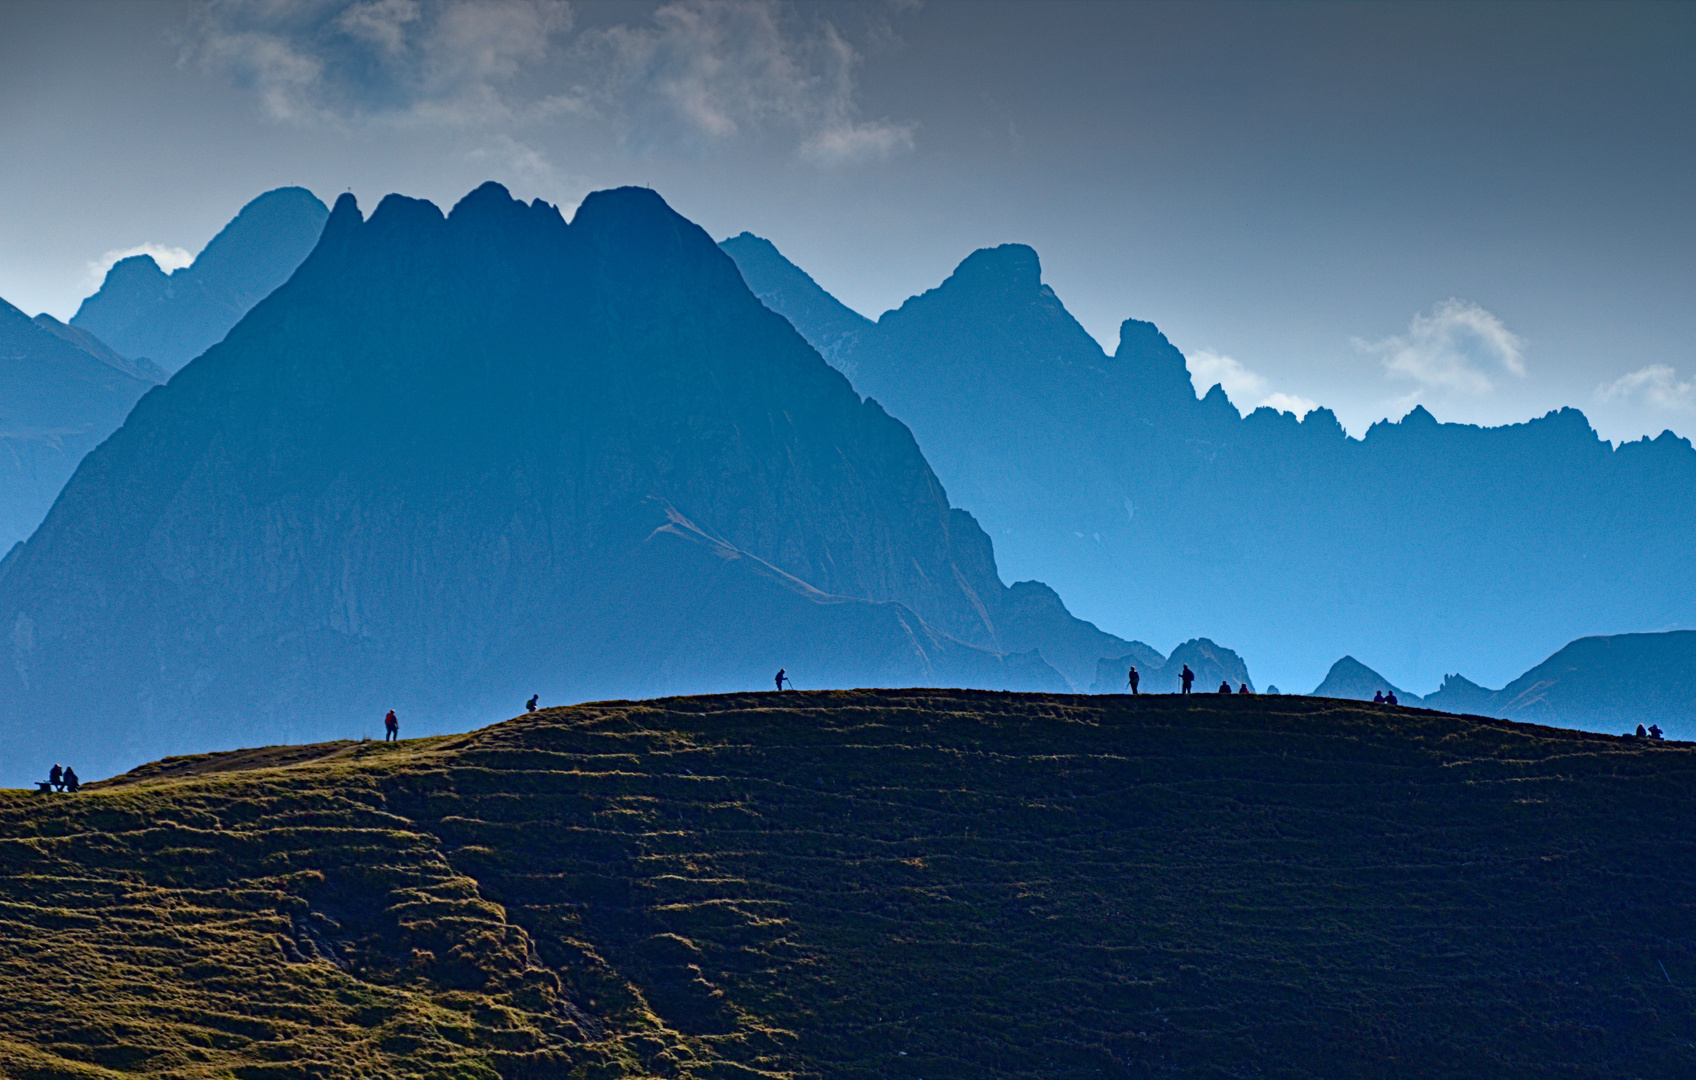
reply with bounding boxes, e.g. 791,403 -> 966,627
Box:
1180,665 -> 1194,694
527,694 -> 538,712
1238,683 -> 1251,695
1218,680 -> 1231,694
1649,724 -> 1664,740
775,669 -> 790,691
49,764 -> 62,791
62,767 -> 79,793
385,710 -> 399,742
1636,723 -> 1647,738
1127,667 -> 1139,695
1385,691 -> 1398,706
1373,691 -> 1385,704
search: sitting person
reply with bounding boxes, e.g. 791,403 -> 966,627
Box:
1649,724 -> 1664,740
1237,683 -> 1252,694
1218,680 -> 1232,694
48,764 -> 63,791
1636,723 -> 1647,738
1385,691 -> 1398,706
1373,691 -> 1385,704
62,767 -> 79,793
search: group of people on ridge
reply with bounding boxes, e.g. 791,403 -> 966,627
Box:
1127,665 -> 1248,695
1373,690 -> 1400,706
1634,723 -> 1664,740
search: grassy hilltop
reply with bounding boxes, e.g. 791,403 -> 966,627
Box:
1,690 -> 1693,1079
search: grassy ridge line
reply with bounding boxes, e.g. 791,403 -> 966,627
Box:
1,689 -> 1693,1080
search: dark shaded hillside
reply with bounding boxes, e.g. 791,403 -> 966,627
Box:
722,236 -> 1696,695
71,187 -> 329,371
3,690 -> 1693,1079
0,183 -> 1125,786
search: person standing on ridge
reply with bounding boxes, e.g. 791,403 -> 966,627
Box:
1127,666 -> 1139,695
385,710 -> 399,742
775,669 -> 790,691
1180,665 -> 1194,695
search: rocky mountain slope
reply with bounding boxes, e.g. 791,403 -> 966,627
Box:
0,297 -> 161,548
722,236 -> 1696,695
71,186 -> 328,371
3,690 -> 1692,1078
0,184 -> 1127,785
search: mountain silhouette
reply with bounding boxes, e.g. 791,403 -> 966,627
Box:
0,297 -> 161,548
1311,655 -> 1423,705
0,183 -> 1129,785
1425,630 -> 1696,737
71,187 -> 328,371
722,235 -> 1696,694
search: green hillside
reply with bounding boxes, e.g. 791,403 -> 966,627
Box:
2,691 -> 1692,1079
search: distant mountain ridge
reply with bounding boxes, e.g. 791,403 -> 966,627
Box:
0,297 -> 160,548
0,183 -> 1130,785
722,234 -> 1696,694
72,187 -> 328,371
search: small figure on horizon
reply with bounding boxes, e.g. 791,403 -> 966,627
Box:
1649,724 -> 1664,740
527,694 -> 538,712
49,764 -> 63,791
1373,691 -> 1385,704
775,669 -> 790,692
62,767 -> 79,793
1217,679 -> 1230,694
1385,691 -> 1399,706
1180,665 -> 1194,695
1238,683 -> 1252,695
385,709 -> 399,742
1636,723 -> 1647,738
1127,666 -> 1139,695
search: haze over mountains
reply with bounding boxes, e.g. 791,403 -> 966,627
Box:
723,235 -> 1696,696
0,183 -> 1132,786
0,298 -> 161,548
71,187 -> 328,372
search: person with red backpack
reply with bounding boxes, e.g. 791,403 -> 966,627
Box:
384,710 -> 399,742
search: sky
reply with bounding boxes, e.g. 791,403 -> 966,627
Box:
2,0 -> 1693,442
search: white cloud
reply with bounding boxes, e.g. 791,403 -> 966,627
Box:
1185,349 -> 1317,418
83,244 -> 196,291
1597,364 -> 1696,413
579,1 -> 915,164
184,0 -> 914,164
185,0 -> 577,128
1356,298 -> 1525,395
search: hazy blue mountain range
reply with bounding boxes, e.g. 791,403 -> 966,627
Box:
1312,632 -> 1695,738
1311,655 -> 1423,705
71,187 -> 328,371
0,183 -> 1135,786
722,236 -> 1696,695
0,298 -> 161,548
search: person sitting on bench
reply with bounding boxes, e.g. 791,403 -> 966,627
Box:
62,767 -> 80,793
49,764 -> 63,791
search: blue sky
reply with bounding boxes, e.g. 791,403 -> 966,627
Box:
2,0 -> 1692,441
